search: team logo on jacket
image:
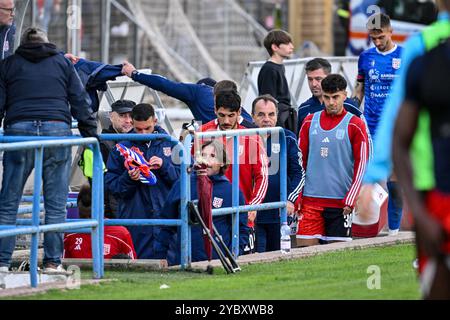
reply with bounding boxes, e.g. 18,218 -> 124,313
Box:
320,147 -> 329,158
392,58 -> 401,70
163,147 -> 172,157
212,197 -> 224,208
271,143 -> 280,153
336,129 -> 345,140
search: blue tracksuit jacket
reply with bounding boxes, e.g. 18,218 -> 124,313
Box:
104,126 -> 180,258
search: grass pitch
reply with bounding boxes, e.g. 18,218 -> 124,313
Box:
15,244 -> 420,300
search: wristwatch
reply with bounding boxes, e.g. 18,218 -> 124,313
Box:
131,69 -> 139,79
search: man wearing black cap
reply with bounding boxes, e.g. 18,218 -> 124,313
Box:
100,99 -> 135,160
79,100 -> 135,217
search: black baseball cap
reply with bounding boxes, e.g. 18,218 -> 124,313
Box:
111,100 -> 136,114
196,77 -> 217,87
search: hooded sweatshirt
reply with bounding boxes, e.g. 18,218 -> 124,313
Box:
0,42 -> 94,129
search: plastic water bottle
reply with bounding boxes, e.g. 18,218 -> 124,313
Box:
280,223 -> 291,254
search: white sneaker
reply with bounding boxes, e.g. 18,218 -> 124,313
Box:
43,263 -> 65,274
0,266 -> 9,273
388,229 -> 399,236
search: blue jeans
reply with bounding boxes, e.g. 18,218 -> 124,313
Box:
0,121 -> 72,267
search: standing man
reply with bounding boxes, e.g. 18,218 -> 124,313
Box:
120,61 -> 253,124
257,29 -> 297,134
297,74 -> 369,247
252,94 -> 304,252
360,1 -> 450,226
393,41 -> 450,299
0,27 -> 97,272
199,90 -> 268,252
105,103 -> 180,259
297,58 -> 362,133
353,13 -> 404,235
0,0 -> 15,60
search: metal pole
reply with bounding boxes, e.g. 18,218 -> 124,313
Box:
30,147 -> 43,288
101,0 -> 111,63
30,0 -> 36,26
90,141 -> 104,278
224,1 -> 230,75
67,0 -> 82,55
232,136 -> 240,258
133,22 -> 140,66
279,128 -> 287,224
181,136 -> 192,268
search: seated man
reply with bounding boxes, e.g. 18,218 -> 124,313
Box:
105,103 -> 180,259
63,184 -> 137,259
155,140 -> 250,265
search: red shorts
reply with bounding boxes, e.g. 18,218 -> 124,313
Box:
296,203 -> 352,241
417,190 -> 450,274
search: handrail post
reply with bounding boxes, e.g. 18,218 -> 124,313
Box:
279,128 -> 287,225
232,136 -> 240,258
30,147 -> 44,288
180,137 -> 191,269
90,140 -> 104,278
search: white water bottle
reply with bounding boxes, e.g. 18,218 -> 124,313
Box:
280,223 -> 291,254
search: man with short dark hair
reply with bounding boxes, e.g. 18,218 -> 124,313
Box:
121,61 -> 253,124
360,1 -> 450,228
297,57 -> 363,134
354,12 -> 403,136
105,103 -> 180,259
354,12 -> 404,236
257,29 -> 297,133
251,94 -> 304,252
0,0 -> 15,60
0,27 -> 97,273
199,90 -> 268,251
297,74 -> 369,247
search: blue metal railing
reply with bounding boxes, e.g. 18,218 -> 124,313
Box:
1,127 -> 286,275
184,127 -> 287,258
0,137 -> 104,287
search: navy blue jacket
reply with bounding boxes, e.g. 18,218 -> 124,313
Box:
297,96 -> 362,135
74,59 -> 123,112
0,24 -> 15,60
256,129 -> 304,224
0,43 -> 96,135
131,72 -> 254,124
104,126 -> 180,258
297,96 -> 373,159
155,173 -> 250,266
